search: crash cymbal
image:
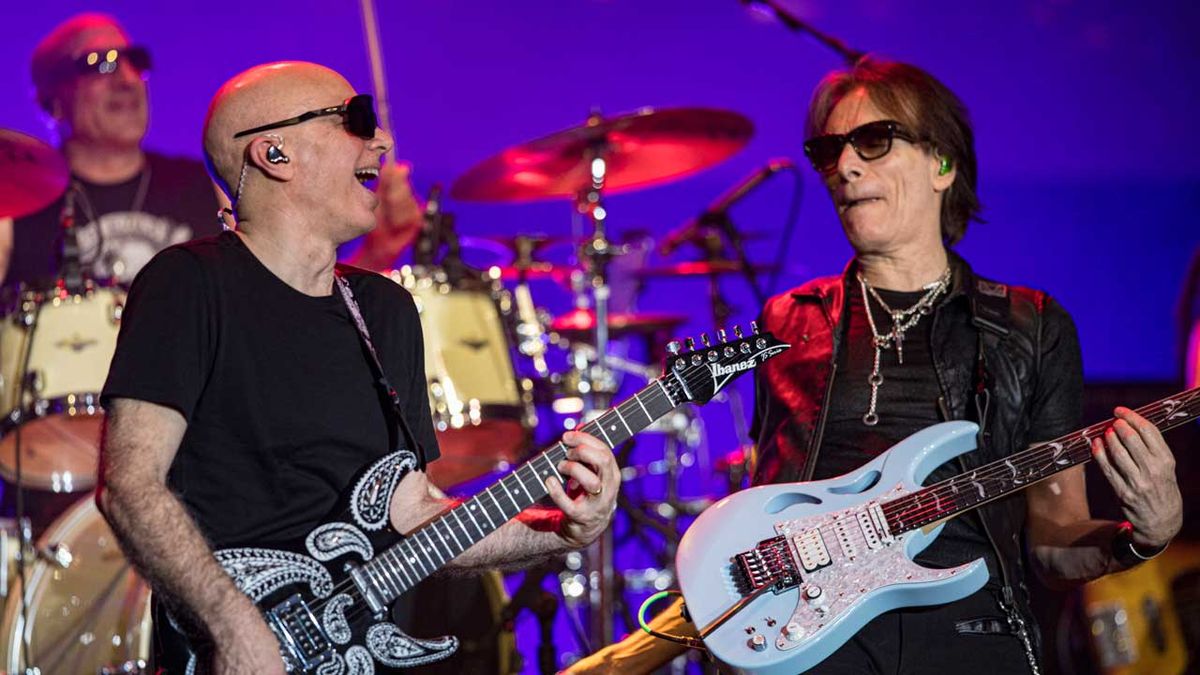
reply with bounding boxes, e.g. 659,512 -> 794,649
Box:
450,107 -> 753,203
0,129 -> 68,219
549,308 -> 688,341
636,260 -> 777,279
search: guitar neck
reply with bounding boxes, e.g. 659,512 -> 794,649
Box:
361,376 -> 681,604
882,386 -> 1200,535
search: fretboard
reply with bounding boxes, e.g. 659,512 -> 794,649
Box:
882,386 -> 1200,535
362,377 -> 680,604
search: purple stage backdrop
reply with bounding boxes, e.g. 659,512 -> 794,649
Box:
2,0 -> 1198,671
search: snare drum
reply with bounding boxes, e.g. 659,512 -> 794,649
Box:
0,286 -> 125,492
0,495 -> 151,674
389,267 -> 533,488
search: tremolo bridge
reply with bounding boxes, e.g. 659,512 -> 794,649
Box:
733,535 -> 802,595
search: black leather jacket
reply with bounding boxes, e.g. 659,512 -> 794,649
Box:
751,253 -> 1084,645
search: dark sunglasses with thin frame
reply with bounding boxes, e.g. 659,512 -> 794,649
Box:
233,94 -> 378,140
803,120 -> 922,174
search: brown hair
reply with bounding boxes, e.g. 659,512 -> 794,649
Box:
806,56 -> 982,245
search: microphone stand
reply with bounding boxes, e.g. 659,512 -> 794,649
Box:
743,0 -> 865,65
702,210 -> 766,308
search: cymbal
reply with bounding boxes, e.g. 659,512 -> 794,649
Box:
549,308 -> 688,341
490,262 -> 582,281
0,129 -> 68,219
636,260 -> 777,279
450,107 -> 753,203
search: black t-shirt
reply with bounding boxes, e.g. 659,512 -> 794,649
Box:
5,152 -> 221,288
101,231 -> 440,549
816,283 -> 996,573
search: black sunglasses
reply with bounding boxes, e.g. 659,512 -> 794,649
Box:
803,120 -> 922,174
233,94 -> 378,140
49,45 -> 152,83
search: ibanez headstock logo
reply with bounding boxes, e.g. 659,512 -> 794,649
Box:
709,359 -> 756,378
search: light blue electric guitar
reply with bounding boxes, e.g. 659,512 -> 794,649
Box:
676,387 -> 1200,674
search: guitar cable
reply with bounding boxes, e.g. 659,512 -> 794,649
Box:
637,590 -> 706,650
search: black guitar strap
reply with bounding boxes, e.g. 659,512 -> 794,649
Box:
334,271 -> 428,472
970,279 -> 1011,442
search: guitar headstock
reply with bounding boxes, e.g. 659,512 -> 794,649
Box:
660,322 -> 789,405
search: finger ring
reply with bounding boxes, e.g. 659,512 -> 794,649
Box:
588,486 -> 603,497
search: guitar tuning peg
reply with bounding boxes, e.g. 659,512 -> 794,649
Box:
750,320 -> 760,335
685,336 -> 696,351
700,332 -> 711,347
733,324 -> 744,339
666,340 -> 682,355
717,328 -> 728,343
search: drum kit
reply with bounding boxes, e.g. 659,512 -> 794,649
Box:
0,100 -> 782,672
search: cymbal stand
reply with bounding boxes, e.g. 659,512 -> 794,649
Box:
511,236 -> 551,378
574,112 -> 620,648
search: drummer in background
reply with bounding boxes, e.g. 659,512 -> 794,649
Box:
0,12 -> 423,288
0,13 -> 424,534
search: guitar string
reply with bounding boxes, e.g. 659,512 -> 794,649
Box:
881,393 -> 1198,529
737,391 -> 1200,584
309,385 -> 673,614
305,345 -> 765,624
882,391 -> 1199,524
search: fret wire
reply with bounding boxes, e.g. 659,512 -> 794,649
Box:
511,466 -> 536,504
431,520 -> 455,557
444,512 -> 466,551
401,539 -> 429,577
887,434 -> 1092,514
496,475 -> 520,511
633,390 -> 652,422
461,502 -> 486,539
380,553 -> 407,596
525,461 -> 550,498
538,452 -> 565,484
472,495 -> 498,529
884,440 -> 1094,528
367,555 -> 401,599
612,407 -> 634,439
603,410 -> 627,443
391,548 -> 416,589
416,531 -> 442,567
890,386 -> 1200,529
486,485 -> 511,523
592,419 -> 614,447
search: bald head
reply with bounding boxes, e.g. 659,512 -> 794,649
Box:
203,61 -> 355,199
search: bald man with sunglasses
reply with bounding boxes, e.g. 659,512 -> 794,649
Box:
96,61 -> 622,674
567,56 -> 1181,675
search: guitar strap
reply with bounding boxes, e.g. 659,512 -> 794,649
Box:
334,271 -> 429,472
970,280 -> 1011,444
970,281 -> 1044,675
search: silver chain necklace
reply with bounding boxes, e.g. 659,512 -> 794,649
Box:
856,266 -> 950,426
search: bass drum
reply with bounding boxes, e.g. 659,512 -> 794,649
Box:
0,286 -> 125,492
0,496 -> 151,674
388,267 -> 534,489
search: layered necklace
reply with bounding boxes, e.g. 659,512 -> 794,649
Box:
856,266 -> 951,426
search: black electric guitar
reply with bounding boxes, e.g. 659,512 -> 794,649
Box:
166,325 -> 789,674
